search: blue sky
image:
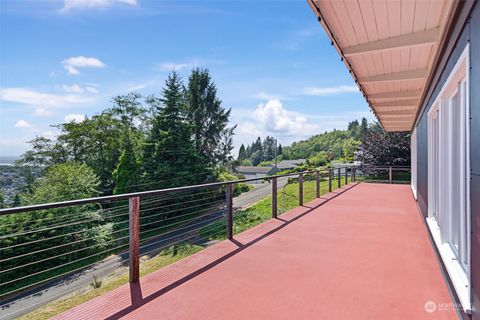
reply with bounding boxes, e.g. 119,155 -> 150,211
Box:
0,0 -> 374,157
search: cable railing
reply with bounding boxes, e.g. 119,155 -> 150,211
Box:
356,165 -> 411,184
0,166 -> 364,319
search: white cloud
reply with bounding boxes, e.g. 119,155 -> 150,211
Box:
127,83 -> 146,91
61,84 -> 84,93
303,85 -> 359,96
230,101 -> 375,159
254,91 -> 292,101
237,122 -> 263,137
64,113 -> 86,123
157,60 -> 199,72
14,120 -> 32,128
42,130 -> 57,139
254,92 -> 279,100
85,86 -> 99,93
35,107 -> 54,117
62,56 -> 106,75
252,99 -> 319,136
0,88 -> 91,108
60,84 -> 99,94
60,0 -> 137,12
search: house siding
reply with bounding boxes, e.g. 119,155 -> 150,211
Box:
414,1 -> 479,318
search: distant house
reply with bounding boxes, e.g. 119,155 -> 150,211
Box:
234,159 -> 306,183
268,159 -> 306,171
233,166 -> 272,184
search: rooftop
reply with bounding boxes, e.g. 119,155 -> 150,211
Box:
53,183 -> 456,320
234,166 -> 272,174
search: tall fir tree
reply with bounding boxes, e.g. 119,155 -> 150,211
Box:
360,117 -> 368,138
185,68 -> 236,166
277,144 -> 283,156
143,72 -> 205,189
238,144 -> 246,160
112,130 -> 140,194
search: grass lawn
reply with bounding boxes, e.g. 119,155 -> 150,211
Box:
18,244 -> 202,320
201,176 -> 350,239
356,171 -> 411,184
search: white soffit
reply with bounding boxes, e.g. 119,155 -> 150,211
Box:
307,0 -> 456,132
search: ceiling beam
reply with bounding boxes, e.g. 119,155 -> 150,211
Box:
343,28 -> 440,57
379,115 -> 415,121
384,126 -> 411,129
374,109 -> 416,116
385,129 -> 410,132
368,89 -> 423,100
383,125 -> 411,129
381,121 -> 412,126
359,68 -> 428,83
373,99 -> 419,108
376,107 -> 417,113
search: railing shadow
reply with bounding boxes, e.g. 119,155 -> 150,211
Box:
104,182 -> 359,320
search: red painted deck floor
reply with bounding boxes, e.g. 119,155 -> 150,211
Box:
54,183 -> 457,320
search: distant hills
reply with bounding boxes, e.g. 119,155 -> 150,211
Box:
0,156 -> 18,166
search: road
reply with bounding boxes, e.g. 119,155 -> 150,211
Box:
0,180 -> 287,320
233,177 -> 288,208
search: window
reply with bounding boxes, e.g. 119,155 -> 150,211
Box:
426,44 -> 470,312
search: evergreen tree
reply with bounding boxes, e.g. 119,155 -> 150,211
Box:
251,150 -> 263,166
263,136 -> 275,161
185,68 -> 236,166
347,120 -> 359,131
143,72 -> 205,189
112,131 -> 140,194
245,145 -> 251,158
360,117 -> 368,138
0,192 -> 4,209
277,144 -> 283,156
12,194 -> 21,207
238,144 -> 246,160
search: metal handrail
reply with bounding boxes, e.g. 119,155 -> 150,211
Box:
0,163 -> 360,304
0,167 -> 352,216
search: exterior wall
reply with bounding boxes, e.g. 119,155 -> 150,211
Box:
414,2 -> 479,318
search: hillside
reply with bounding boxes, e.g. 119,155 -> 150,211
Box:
239,118 -> 367,166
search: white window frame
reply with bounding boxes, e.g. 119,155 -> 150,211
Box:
411,128 -> 417,199
426,43 -> 471,313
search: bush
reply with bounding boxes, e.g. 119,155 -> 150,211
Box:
216,170 -> 253,196
90,275 -> 102,289
308,151 -> 330,167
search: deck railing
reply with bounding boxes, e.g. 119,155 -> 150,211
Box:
358,165 -> 411,184
0,164 -> 407,319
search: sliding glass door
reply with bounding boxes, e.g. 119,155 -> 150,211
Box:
426,44 -> 470,311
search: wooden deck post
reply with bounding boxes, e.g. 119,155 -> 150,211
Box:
328,169 -> 332,192
316,171 -> 320,198
129,196 -> 140,283
298,173 -> 303,206
272,177 -> 278,218
226,183 -> 233,239
337,168 -> 341,189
